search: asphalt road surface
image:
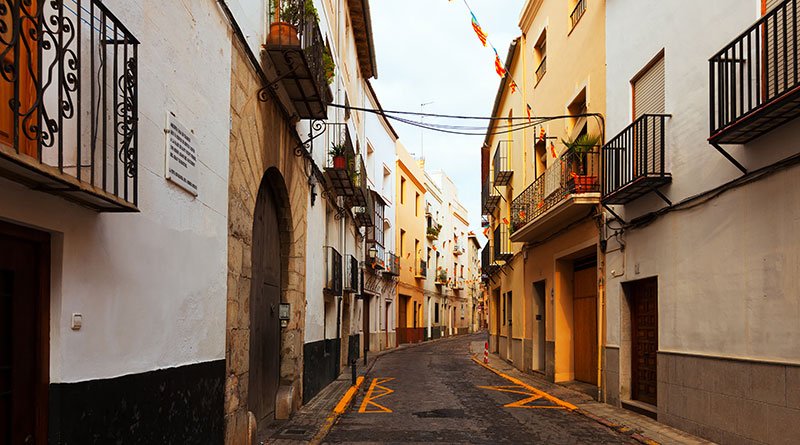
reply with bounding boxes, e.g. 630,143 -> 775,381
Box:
323,333 -> 635,444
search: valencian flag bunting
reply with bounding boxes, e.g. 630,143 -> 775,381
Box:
494,51 -> 506,77
509,79 -> 518,93
526,104 -> 532,122
550,141 -> 557,158
471,13 -> 488,47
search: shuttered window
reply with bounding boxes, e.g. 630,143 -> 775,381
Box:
633,55 -> 665,119
763,0 -> 798,100
765,0 -> 783,13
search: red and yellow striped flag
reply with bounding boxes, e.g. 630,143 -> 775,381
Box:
494,55 -> 506,77
509,79 -> 518,93
550,141 -> 557,158
471,13 -> 488,47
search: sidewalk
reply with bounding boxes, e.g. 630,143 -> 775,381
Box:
471,342 -> 713,445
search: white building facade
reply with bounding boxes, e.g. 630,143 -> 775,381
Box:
603,1 -> 800,443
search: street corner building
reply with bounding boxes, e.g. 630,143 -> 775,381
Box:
480,0 -> 800,444
0,0 -> 231,443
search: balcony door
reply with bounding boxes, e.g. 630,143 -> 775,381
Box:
249,179 -> 282,425
573,258 -> 598,385
631,53 -> 665,178
0,2 -> 39,158
0,221 -> 49,445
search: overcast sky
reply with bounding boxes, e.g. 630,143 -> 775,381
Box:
370,0 -> 524,243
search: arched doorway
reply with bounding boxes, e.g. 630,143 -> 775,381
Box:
249,175 -> 282,426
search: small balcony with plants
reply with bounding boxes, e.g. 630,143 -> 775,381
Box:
435,269 -> 448,286
384,251 -> 400,277
426,222 -> 442,240
0,0 -> 139,212
510,134 -> 600,244
453,242 -> 464,256
415,258 -> 427,279
265,0 -> 333,119
323,124 -> 358,200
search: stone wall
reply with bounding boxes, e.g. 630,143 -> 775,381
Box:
225,44 -> 310,443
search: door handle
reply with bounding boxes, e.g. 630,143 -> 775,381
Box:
24,435 -> 33,443
270,303 -> 275,315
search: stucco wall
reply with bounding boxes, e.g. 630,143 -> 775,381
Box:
0,0 -> 231,383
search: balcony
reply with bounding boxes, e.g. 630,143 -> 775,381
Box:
265,0 -> 331,119
415,259 -> 427,279
366,242 -> 385,270
324,125 -> 358,200
481,179 -> 500,215
0,1 -> 139,212
481,244 -> 499,278
510,147 -> 600,243
602,115 -> 672,205
351,172 -> 374,228
535,57 -> 547,83
453,243 -> 464,256
709,0 -> 800,144
451,279 -> 464,291
493,140 -> 513,186
435,269 -> 448,286
494,225 -> 513,262
570,0 -> 587,30
383,251 -> 400,276
426,223 -> 441,240
324,246 -> 342,295
343,254 -> 359,293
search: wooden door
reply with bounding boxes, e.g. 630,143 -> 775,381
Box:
631,278 -> 658,406
573,265 -> 598,385
0,2 -> 39,157
0,222 -> 49,445
397,295 -> 407,329
533,281 -> 546,372
362,297 -> 370,352
249,182 -> 282,424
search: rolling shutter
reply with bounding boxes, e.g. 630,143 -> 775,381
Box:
765,0 -> 783,13
633,55 -> 665,119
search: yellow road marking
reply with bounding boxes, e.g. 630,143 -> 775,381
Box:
471,356 -> 577,410
358,377 -> 395,413
334,376 -> 365,414
478,384 -> 564,409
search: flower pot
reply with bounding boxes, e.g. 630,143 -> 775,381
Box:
570,175 -> 598,193
333,155 -> 346,169
267,21 -> 300,46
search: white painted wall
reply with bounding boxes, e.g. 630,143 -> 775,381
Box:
0,0 -> 231,382
605,0 -> 800,363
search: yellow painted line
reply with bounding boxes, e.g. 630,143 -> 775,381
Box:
358,377 -> 395,413
333,376 -> 365,414
471,356 -> 577,410
478,384 -> 564,409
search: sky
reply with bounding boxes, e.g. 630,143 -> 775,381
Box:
369,0 -> 525,243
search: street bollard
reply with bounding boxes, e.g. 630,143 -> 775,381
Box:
364,348 -> 368,366
484,341 -> 489,364
351,359 -> 357,386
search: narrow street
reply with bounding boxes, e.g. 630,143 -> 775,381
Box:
323,334 -> 635,444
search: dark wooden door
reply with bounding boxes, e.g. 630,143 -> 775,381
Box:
0,222 -> 49,445
398,295 -> 407,329
249,183 -> 282,424
573,266 -> 598,385
631,278 -> 658,406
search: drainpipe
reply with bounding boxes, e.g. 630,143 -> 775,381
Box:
596,214 -> 605,401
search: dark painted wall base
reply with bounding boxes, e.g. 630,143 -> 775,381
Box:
49,359 -> 225,445
347,334 -> 360,363
303,339 -> 341,403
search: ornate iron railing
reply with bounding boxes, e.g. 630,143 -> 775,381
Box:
709,0 -> 800,143
384,251 -> 400,276
265,0 -> 330,119
0,0 -> 139,210
570,0 -> 587,29
602,114 -> 672,204
493,140 -> 513,186
324,246 -> 342,295
511,147 -> 599,230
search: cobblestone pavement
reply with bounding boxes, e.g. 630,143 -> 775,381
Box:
323,334 -> 636,444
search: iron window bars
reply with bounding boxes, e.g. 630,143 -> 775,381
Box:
324,246 -> 343,295
0,0 -> 138,211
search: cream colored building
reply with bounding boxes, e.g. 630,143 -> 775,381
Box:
483,0 -> 606,394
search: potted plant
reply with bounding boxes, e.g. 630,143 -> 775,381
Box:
322,47 -> 335,84
267,0 -> 317,46
561,133 -> 600,193
329,141 -> 347,169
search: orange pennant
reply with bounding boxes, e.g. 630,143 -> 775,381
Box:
550,141 -> 556,158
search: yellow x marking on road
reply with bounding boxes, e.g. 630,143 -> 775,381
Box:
358,377 -> 395,413
478,384 -> 565,409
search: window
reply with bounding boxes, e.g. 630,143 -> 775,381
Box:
414,239 -> 420,263
567,88 -> 588,140
427,247 -> 431,263
569,0 -> 586,30
460,265 -> 464,278
632,53 -> 665,119
400,177 -> 406,204
534,30 -> 547,84
400,229 -> 406,256
435,303 -> 440,323
415,192 -> 420,216
502,293 -> 506,325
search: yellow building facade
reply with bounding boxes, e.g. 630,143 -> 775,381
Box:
395,142 -> 428,345
483,0 -> 606,391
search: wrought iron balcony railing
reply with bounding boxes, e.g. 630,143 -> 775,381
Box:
570,0 -> 587,30
481,178 -> 500,215
481,243 -> 499,278
324,246 -> 342,295
602,114 -> 672,205
0,0 -> 139,212
265,0 -> 331,119
415,259 -> 427,279
494,225 -> 513,262
324,124 -> 359,200
351,165 -> 374,228
343,254 -> 359,292
709,0 -> 800,144
493,140 -> 513,186
366,241 -> 385,270
384,251 -> 400,276
511,147 -> 600,230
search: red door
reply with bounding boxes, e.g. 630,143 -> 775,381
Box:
0,222 -> 49,444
